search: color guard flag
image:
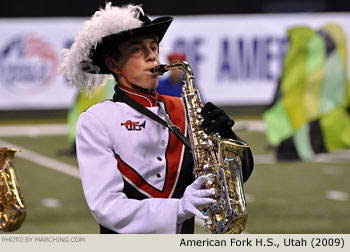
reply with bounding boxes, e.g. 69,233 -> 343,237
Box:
263,23 -> 350,160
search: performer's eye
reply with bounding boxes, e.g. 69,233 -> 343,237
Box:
151,45 -> 158,52
132,47 -> 142,53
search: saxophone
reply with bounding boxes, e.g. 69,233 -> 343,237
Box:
0,148 -> 26,232
154,61 -> 249,234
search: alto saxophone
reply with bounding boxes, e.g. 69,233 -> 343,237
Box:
154,61 -> 249,234
0,148 -> 26,232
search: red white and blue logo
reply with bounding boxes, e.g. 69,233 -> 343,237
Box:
0,33 -> 58,93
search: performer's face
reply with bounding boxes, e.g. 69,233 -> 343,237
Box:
107,35 -> 160,92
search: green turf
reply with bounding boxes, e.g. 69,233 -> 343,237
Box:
238,130 -> 350,234
245,162 -> 350,233
1,130 -> 350,234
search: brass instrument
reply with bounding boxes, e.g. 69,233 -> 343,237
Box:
0,148 -> 26,232
154,61 -> 249,234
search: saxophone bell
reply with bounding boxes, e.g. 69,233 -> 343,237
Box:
0,148 -> 26,232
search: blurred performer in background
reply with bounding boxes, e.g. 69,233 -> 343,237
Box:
59,2 -> 253,234
156,52 -> 186,97
59,80 -> 114,156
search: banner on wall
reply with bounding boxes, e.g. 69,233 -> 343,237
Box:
0,14 -> 349,110
0,18 -> 81,110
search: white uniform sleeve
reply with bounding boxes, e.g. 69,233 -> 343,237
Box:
76,110 -> 180,233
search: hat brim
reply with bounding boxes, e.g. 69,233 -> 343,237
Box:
88,16 -> 173,74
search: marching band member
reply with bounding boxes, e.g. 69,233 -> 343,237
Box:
59,2 -> 254,234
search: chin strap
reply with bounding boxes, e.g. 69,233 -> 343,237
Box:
116,68 -> 132,87
116,68 -> 151,93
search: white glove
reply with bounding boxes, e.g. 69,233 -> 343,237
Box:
177,175 -> 215,224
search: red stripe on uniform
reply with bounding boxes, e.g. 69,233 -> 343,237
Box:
115,95 -> 186,198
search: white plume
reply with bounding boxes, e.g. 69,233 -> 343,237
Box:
58,3 -> 144,93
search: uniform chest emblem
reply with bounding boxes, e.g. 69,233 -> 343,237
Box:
121,120 -> 146,131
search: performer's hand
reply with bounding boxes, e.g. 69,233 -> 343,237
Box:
201,102 -> 235,138
177,176 -> 215,224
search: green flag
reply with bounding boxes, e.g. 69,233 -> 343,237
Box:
263,23 -> 350,161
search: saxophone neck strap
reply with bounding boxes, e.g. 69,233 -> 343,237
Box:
113,89 -> 191,149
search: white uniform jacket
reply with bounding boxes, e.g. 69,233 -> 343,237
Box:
76,86 -> 195,234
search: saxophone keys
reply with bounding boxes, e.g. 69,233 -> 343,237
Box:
202,144 -> 210,150
205,173 -> 215,186
195,114 -> 203,120
202,163 -> 212,173
194,143 -> 210,150
199,132 -> 208,140
188,92 -> 196,98
184,92 -> 195,99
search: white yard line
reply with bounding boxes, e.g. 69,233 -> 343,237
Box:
325,190 -> 349,201
253,154 -> 276,164
234,120 -> 266,132
0,139 -> 80,179
315,151 -> 350,163
255,150 -> 350,164
0,124 -> 67,137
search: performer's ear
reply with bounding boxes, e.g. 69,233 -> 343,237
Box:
106,56 -> 121,74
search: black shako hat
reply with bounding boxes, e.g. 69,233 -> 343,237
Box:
59,3 -> 173,93
89,10 -> 173,74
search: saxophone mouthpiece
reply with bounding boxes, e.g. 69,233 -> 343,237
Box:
151,64 -> 168,75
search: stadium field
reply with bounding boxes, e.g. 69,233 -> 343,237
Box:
0,122 -> 349,234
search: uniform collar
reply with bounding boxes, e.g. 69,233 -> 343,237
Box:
118,85 -> 158,107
